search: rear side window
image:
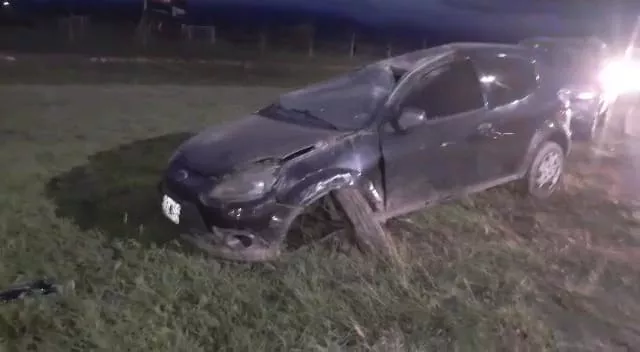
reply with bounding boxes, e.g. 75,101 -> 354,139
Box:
543,47 -> 575,67
480,56 -> 538,108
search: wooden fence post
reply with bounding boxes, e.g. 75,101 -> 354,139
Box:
140,21 -> 149,48
137,0 -> 148,48
308,26 -> 315,57
67,16 -> 75,44
349,31 -> 356,58
259,27 -> 268,54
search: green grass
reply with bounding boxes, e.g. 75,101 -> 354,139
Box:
1,72 -> 640,350
0,59 -> 351,86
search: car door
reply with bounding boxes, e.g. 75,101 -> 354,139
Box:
472,54 -> 541,181
380,57 -> 488,212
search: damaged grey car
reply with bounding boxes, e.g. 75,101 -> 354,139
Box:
159,42 -> 572,262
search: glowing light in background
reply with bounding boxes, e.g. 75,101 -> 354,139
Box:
576,91 -> 597,100
598,57 -> 640,97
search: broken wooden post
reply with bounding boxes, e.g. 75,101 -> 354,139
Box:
332,188 -> 401,264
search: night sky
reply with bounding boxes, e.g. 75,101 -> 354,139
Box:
10,0 -> 640,41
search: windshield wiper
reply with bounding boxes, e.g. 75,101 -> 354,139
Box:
268,103 -> 340,130
289,108 -> 340,130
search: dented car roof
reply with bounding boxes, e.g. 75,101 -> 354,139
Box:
277,42 -> 527,130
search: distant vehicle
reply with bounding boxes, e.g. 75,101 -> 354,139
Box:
159,42 -> 572,262
519,36 -> 612,140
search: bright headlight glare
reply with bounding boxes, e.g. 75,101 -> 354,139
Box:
599,58 -> 640,96
576,91 -> 597,100
209,165 -> 279,201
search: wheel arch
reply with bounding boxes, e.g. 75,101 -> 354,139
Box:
278,167 -> 365,208
548,129 -> 570,155
518,125 -> 570,175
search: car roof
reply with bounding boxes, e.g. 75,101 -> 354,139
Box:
519,36 -> 608,51
375,42 -> 529,72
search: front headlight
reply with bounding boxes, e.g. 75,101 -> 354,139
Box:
575,91 -> 597,100
208,165 -> 279,202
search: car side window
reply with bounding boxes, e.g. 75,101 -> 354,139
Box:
544,48 -> 574,67
402,59 -> 485,119
481,56 -> 538,108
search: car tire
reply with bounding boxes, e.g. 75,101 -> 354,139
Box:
331,187 -> 398,259
522,141 -> 565,199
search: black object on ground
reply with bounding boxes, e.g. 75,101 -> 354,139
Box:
0,279 -> 58,303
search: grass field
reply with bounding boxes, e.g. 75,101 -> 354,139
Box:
2,67 -> 640,351
0,57 -> 349,86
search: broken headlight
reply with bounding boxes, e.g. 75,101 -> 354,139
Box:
208,165 -> 279,202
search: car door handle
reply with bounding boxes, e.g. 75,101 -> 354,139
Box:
467,122 -> 496,142
476,122 -> 493,135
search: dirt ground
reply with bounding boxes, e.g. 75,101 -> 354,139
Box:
1,73 -> 640,350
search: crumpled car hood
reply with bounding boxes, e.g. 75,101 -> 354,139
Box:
174,114 -> 344,176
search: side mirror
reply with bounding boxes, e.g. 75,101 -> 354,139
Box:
397,107 -> 426,130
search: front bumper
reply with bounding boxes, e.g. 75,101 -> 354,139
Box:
159,181 -> 300,262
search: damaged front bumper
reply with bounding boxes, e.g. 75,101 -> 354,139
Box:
159,182 -> 300,262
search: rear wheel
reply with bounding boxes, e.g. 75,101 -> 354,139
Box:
522,141 -> 565,199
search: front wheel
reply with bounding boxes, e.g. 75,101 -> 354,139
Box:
522,141 -> 565,199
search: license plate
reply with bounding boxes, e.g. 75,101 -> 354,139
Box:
161,194 -> 181,224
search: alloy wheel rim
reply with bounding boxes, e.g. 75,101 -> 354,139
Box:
535,150 -> 562,190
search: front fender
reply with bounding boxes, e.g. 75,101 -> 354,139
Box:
277,168 -> 361,207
